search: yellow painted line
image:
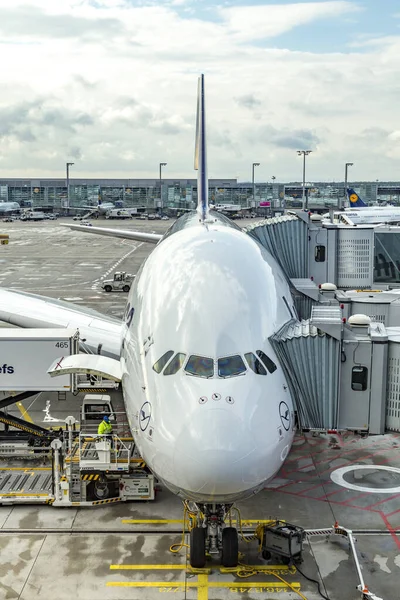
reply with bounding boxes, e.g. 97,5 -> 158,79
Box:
121,519 -> 186,524
111,565 -> 186,570
198,574 -> 208,600
211,582 -> 301,589
107,581 -> 300,589
17,402 -> 34,423
0,493 -> 50,497
0,468 -> 51,471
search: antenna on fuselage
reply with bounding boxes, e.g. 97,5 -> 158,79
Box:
194,74 -> 209,222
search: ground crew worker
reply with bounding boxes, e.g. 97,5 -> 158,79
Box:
98,415 -> 113,447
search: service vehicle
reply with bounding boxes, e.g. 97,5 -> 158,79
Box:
105,209 -> 131,219
102,271 -> 134,293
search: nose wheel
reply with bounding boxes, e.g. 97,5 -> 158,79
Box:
221,527 -> 239,568
188,503 -> 238,569
190,527 -> 206,568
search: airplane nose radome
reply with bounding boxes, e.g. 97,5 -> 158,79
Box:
173,408 -> 256,496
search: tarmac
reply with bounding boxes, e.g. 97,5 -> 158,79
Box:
0,216 -> 399,600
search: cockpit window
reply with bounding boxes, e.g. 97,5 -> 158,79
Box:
256,350 -> 277,373
218,355 -> 246,378
153,351 -> 174,373
244,352 -> 267,375
163,353 -> 186,376
185,355 -> 214,378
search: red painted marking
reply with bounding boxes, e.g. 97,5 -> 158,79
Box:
365,493 -> 400,510
339,492 -> 369,505
384,508 -> 400,518
55,357 -> 64,370
380,512 -> 400,550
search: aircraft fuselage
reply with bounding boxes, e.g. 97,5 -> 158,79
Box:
121,212 -> 295,503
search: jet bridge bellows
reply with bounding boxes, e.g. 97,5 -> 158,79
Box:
246,215 -> 308,279
270,310 -> 341,430
270,305 -> 388,433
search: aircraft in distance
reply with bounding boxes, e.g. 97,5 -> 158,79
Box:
0,202 -> 20,214
323,188 -> 400,225
74,200 -> 116,218
0,75 -> 296,568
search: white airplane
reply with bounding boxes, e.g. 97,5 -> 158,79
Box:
0,202 -> 20,214
323,189 -> 400,225
0,75 -> 296,568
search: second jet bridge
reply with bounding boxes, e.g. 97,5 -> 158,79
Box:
270,307 -> 388,434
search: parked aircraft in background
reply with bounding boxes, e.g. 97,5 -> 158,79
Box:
322,188 -> 400,225
0,75 -> 296,569
0,202 -> 20,214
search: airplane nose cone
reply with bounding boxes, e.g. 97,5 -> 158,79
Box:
173,408 -> 257,499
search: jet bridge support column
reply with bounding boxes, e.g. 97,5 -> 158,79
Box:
51,438 -> 63,504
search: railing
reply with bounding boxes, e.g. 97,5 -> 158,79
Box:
80,410 -> 132,438
78,432 -> 131,471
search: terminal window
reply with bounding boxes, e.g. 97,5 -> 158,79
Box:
351,366 -> 368,391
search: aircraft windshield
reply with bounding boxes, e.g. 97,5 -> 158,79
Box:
256,350 -> 277,373
164,353 -> 186,375
244,352 -> 267,375
153,351 -> 174,373
185,355 -> 214,378
218,355 -> 246,378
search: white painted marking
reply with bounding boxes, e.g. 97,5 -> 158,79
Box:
331,465 -> 400,493
373,555 -> 391,573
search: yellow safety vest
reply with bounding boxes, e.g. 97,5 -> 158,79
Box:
98,420 -> 112,435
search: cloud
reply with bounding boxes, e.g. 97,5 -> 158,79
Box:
220,1 -> 360,43
234,95 -> 262,110
0,0 -> 399,180
249,125 -> 320,150
0,4 -> 124,40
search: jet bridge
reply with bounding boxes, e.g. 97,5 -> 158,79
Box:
270,306 -> 388,434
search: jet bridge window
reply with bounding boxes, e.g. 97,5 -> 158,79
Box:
244,353 -> 267,375
185,355 -> 214,378
153,351 -> 174,374
164,353 -> 186,376
218,355 -> 246,378
315,245 -> 326,262
351,366 -> 369,391
256,350 -> 277,373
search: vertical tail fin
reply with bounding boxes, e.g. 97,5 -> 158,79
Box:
347,188 -> 367,207
194,74 -> 209,222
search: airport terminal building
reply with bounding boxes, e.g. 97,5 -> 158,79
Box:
0,177 -> 399,212
0,178 -> 279,212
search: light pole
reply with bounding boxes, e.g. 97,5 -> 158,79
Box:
252,162 -> 260,209
343,162 -> 353,208
297,150 -> 312,210
159,162 -> 167,212
66,162 -> 74,212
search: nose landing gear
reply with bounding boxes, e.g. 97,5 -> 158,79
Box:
189,503 -> 239,569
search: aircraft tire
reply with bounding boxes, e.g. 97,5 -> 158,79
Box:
221,527 -> 238,568
123,285 -> 130,292
104,285 -> 112,292
190,527 -> 206,568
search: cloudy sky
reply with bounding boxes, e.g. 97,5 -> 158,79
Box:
0,0 -> 399,182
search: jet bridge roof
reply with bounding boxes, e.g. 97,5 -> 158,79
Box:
245,214 -> 308,279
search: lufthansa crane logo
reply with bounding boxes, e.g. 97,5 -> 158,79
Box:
349,193 -> 358,203
279,401 -> 291,431
139,401 -> 152,431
